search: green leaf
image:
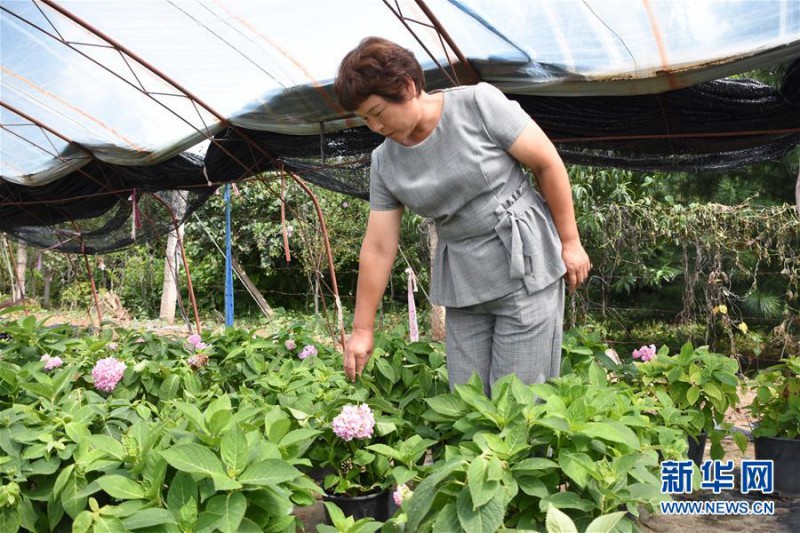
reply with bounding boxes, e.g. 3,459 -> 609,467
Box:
61,471 -> 87,519
406,459 -> 463,532
173,403 -> 207,433
278,428 -> 321,449
584,511 -> 628,533
96,475 -> 147,500
687,386 -> 701,406
456,490 -> 503,533
159,374 -> 181,401
87,435 -> 125,460
515,476 -> 549,498
367,443 -> 404,462
121,508 -> 178,530
557,452 -> 592,488
239,459 -> 301,486
321,502 -> 351,531
220,425 -> 249,475
160,444 -> 227,479
64,422 -> 91,444
432,502 -> 460,533
545,504 -> 578,533
732,431 -> 748,453
0,507 -> 20,533
425,395 -> 468,418
167,471 -> 197,516
72,510 -> 93,533
467,456 -> 499,508
204,492 -> 247,533
582,421 -> 640,449
540,492 -> 595,512
92,515 -> 127,533
375,356 -> 397,383
512,458 -> 559,474
53,464 -> 75,498
207,410 -> 232,436
457,387 -> 500,425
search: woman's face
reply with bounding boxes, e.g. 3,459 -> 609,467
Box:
354,80 -> 419,145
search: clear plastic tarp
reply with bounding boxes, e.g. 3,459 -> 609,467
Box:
2,0 -> 799,187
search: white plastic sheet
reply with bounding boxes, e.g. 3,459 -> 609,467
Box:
2,0 -> 798,186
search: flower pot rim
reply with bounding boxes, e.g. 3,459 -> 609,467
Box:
754,435 -> 800,443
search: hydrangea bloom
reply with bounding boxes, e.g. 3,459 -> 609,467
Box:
284,339 -> 297,351
632,344 -> 657,362
92,357 -> 127,392
299,344 -> 317,360
187,334 -> 202,346
40,354 -> 63,372
187,353 -> 209,369
393,484 -> 412,506
194,341 -> 209,351
332,404 -> 375,441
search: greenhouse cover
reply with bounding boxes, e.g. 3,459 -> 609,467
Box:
1,0 -> 798,251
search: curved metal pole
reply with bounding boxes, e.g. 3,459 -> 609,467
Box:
283,168 -> 346,350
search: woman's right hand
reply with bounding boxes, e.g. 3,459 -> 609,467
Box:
344,327 -> 374,381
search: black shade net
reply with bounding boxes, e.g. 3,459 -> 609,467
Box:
1,60 -> 798,253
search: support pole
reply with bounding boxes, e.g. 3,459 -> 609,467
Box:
224,184 -> 234,327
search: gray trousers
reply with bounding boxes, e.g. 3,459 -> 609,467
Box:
445,278 -> 564,396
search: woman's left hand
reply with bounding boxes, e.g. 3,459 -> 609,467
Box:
561,238 -> 591,293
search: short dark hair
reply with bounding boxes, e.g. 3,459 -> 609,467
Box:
334,37 -> 424,112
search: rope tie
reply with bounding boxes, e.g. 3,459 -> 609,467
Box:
406,267 -> 419,342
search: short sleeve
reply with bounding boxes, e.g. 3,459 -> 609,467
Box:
474,82 -> 531,150
368,146 -> 403,211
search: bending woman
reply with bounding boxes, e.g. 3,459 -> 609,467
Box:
335,37 -> 590,394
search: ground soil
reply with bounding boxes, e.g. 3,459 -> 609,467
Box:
7,311 -> 798,531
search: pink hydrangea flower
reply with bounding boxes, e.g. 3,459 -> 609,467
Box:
92,357 -> 127,392
332,404 -> 375,442
187,353 -> 209,370
107,342 -> 118,351
393,484 -> 412,506
299,344 -> 317,360
285,339 -> 296,351
187,334 -> 202,346
40,354 -> 63,372
194,342 -> 209,351
632,344 -> 657,362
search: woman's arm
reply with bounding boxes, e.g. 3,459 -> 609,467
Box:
345,207 -> 403,380
507,121 -> 591,292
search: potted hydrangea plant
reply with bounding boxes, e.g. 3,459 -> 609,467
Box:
308,402 -> 394,523
628,342 -> 741,463
747,356 -> 800,495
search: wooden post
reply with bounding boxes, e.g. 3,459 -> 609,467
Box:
14,242 -> 27,302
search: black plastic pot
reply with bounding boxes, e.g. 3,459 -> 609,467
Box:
322,489 -> 390,523
687,432 -> 707,467
754,436 -> 800,495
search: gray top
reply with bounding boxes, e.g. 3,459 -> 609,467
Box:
370,82 -> 566,307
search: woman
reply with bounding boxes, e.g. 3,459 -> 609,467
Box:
335,37 -> 590,394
